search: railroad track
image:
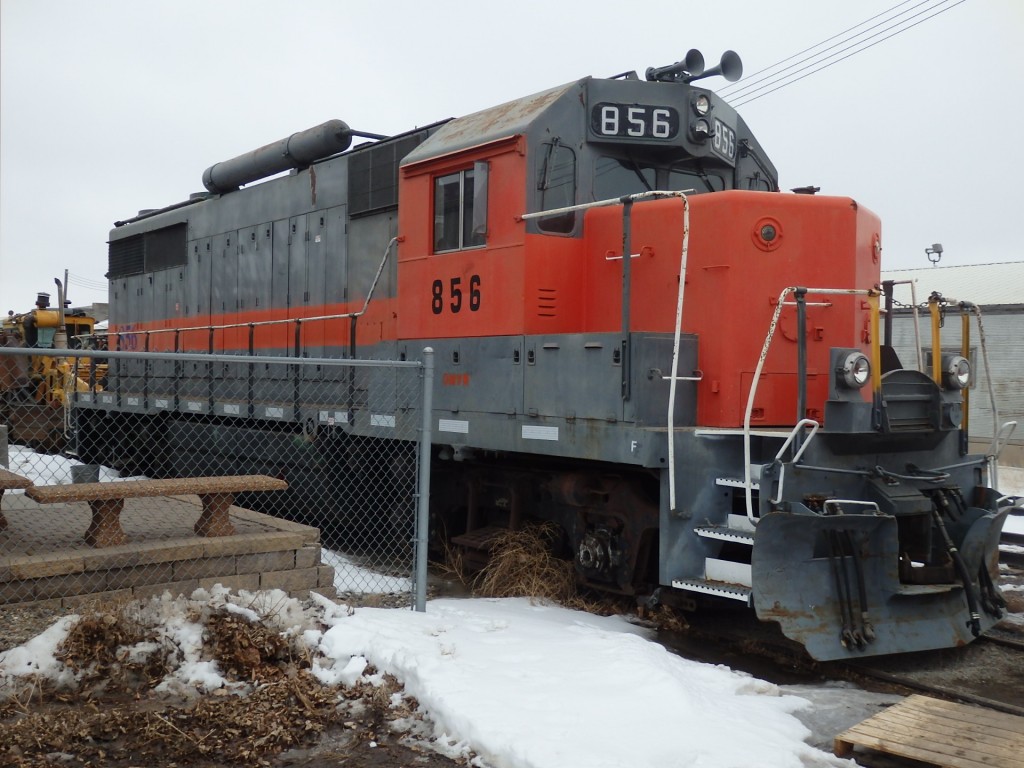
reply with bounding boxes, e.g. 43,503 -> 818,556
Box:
842,633 -> 1024,718
1000,530 -> 1024,569
981,630 -> 1024,652
669,608 -> 1024,718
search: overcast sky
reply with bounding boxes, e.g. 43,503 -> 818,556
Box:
1,0 -> 1021,314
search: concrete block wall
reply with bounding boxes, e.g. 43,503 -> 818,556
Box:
0,508 -> 336,609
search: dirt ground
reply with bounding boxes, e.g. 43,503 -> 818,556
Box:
0,600 -> 466,768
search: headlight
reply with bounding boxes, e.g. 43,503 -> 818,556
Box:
691,118 -> 711,140
840,352 -> 871,389
942,354 -> 971,389
693,95 -> 710,116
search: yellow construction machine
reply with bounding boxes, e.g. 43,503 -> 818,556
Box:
1,280 -> 106,451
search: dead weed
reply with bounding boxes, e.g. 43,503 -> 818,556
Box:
0,603 -> 432,767
472,523 -> 577,603
206,609 -> 307,682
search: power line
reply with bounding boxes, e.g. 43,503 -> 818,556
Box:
719,0 -> 924,97
731,0 -> 965,107
728,0 -> 960,104
68,272 -> 107,289
67,273 -> 109,297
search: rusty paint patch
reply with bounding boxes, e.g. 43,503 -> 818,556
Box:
403,82 -> 577,165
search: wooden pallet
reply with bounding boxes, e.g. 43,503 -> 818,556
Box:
834,694 -> 1024,768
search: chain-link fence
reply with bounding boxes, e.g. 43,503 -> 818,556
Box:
0,346 -> 431,612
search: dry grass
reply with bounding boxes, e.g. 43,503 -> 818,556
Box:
644,604 -> 689,633
436,523 -> 646,617
467,525 -> 696,627
430,534 -> 473,590
472,523 -> 577,603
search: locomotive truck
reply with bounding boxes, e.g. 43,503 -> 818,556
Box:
72,51 -> 1015,660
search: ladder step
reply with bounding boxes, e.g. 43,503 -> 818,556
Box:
715,477 -> 760,489
671,578 -> 752,605
728,513 -> 756,531
695,525 -> 754,544
695,428 -> 791,438
705,557 -> 752,587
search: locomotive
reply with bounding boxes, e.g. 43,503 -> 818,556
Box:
74,50 -> 1014,660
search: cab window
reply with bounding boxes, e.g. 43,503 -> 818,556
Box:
594,156 -> 654,200
594,154 -> 725,199
433,164 -> 487,253
538,142 -> 577,234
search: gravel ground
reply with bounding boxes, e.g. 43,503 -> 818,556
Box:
0,602 -> 76,654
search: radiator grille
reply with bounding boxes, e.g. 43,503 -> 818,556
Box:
349,133 -> 426,217
108,223 -> 187,279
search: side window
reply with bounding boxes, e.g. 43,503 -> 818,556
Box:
538,142 -> 576,234
433,164 -> 487,253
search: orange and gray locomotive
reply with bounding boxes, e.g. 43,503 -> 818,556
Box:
74,50 -> 1015,659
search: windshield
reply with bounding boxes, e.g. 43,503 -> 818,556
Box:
593,155 -> 726,200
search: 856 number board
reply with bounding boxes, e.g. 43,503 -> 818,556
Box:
590,103 -> 680,140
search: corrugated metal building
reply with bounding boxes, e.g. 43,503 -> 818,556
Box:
881,261 -> 1024,466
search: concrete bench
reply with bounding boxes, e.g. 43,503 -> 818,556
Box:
0,467 -> 33,532
25,475 -> 288,548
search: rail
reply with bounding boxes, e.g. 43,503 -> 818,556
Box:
989,421 -> 1019,490
85,236 -> 398,353
883,279 -> 923,372
767,418 -> 821,509
822,499 -> 881,516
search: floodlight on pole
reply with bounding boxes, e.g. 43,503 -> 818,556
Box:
925,243 -> 943,266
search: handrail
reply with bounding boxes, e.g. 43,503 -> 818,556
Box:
822,499 -> 881,516
990,420 -> 1019,459
742,286 -> 875,523
767,418 -> 821,510
887,279 -> 924,372
909,280 -> 923,372
523,190 -> 695,513
518,189 -> 690,222
89,237 -> 399,346
964,303 -> 1003,460
988,420 -> 1019,490
665,194 -> 691,513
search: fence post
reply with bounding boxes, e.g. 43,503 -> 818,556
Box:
414,347 -> 434,612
